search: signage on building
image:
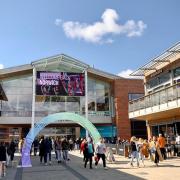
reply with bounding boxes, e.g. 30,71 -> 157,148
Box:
36,71 -> 85,96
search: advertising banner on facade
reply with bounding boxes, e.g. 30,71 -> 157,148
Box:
36,71 -> 85,96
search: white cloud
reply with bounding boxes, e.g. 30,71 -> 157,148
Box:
118,69 -> 142,79
56,9 -> 147,43
0,64 -> 4,69
55,19 -> 62,26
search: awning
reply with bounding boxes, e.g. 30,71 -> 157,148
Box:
131,42 -> 180,76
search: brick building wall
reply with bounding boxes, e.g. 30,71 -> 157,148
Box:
114,79 -> 144,140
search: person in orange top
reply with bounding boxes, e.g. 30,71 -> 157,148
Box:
158,134 -> 167,160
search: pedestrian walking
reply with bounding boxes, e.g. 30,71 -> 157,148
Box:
129,136 -> 139,167
62,138 -> 70,162
0,142 -> 7,178
149,136 -> 163,166
84,138 -> 94,169
137,138 -> 145,167
80,139 -> 86,162
158,134 -> 167,160
33,138 -> 39,156
44,137 -> 53,165
39,136 -> 46,164
9,139 -> 16,164
56,137 -> 62,163
95,138 -> 108,170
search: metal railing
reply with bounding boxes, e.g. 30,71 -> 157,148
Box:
129,82 -> 180,112
0,110 -> 111,117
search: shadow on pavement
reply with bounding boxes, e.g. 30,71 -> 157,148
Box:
5,154 -> 146,180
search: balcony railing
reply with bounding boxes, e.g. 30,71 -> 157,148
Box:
129,82 -> 180,112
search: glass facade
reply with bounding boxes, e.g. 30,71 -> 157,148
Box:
1,75 -> 33,117
151,122 -> 180,140
34,77 -> 111,117
80,126 -> 117,138
0,71 -> 112,119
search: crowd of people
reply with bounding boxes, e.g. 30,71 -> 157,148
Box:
127,133 -> 174,167
0,133 -> 180,178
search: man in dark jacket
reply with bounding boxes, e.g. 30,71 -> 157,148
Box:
9,140 -> 16,162
33,138 -> 39,156
44,137 -> 53,165
39,136 -> 45,164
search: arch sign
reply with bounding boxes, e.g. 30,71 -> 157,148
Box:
21,112 -> 101,167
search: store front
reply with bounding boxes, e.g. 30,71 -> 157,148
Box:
151,121 -> 180,142
0,55 -> 117,143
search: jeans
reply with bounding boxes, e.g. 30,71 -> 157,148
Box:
62,150 -> 68,161
138,152 -> 144,164
57,150 -> 62,161
47,151 -> 51,162
130,151 -> 139,165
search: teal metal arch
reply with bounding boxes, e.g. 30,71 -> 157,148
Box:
21,112 -> 101,167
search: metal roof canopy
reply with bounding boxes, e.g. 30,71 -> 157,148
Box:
130,42 -> 180,76
31,54 -> 120,79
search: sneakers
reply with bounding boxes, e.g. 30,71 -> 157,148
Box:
45,163 -> 48,166
95,166 -> 97,169
130,162 -> 133,167
104,167 -> 108,170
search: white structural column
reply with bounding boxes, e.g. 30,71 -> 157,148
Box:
85,69 -> 89,139
31,66 -> 36,129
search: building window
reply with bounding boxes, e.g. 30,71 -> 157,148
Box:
128,93 -> 144,101
147,72 -> 171,89
173,67 -> 180,77
1,75 -> 33,117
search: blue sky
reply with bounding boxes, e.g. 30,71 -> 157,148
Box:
0,0 -> 180,77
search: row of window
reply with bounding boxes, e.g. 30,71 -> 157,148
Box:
146,66 -> 180,90
0,75 -> 111,116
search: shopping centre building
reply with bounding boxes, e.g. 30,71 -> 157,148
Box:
0,54 -> 145,143
129,42 -> 180,141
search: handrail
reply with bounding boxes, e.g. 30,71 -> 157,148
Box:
129,82 -> 180,112
129,82 -> 180,103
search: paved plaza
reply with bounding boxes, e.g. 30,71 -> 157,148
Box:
2,151 -> 180,180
